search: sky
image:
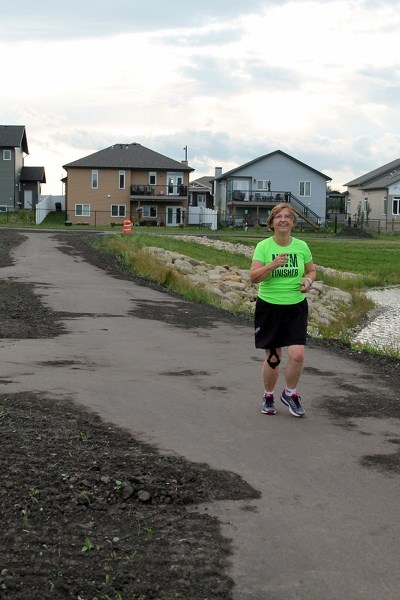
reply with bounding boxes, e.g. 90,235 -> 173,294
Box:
2,0 -> 400,195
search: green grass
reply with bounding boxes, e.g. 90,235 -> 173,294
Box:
305,239 -> 400,285
126,234 -> 251,268
94,235 -> 230,310
217,234 -> 400,285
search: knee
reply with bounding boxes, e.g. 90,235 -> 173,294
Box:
289,346 -> 305,365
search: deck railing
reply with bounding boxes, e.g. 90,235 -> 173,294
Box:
227,189 -> 321,228
130,184 -> 188,197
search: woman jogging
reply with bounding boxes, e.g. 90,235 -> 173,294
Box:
249,203 -> 316,417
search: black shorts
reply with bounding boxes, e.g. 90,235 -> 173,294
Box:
254,297 -> 308,350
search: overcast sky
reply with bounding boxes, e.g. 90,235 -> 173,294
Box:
2,0 -> 399,194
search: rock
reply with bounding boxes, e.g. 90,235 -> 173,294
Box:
137,490 -> 152,503
121,484 -> 134,499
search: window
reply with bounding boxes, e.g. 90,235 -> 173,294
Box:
393,197 -> 400,216
3,150 -> 11,160
91,170 -> 98,189
119,170 -> 125,189
0,206 -> 8,212
75,204 -> 90,217
299,181 -> 311,196
257,180 -> 271,190
111,204 -> 126,217
142,205 -> 157,217
149,172 -> 156,185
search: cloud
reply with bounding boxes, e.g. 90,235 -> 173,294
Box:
1,0 -> 268,41
5,0 -> 400,196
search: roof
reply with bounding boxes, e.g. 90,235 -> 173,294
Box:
20,166 -> 46,183
189,176 -> 213,191
213,150 -> 332,181
0,125 -> 29,154
344,158 -> 400,187
362,172 -> 400,190
327,190 -> 346,197
63,143 -> 194,172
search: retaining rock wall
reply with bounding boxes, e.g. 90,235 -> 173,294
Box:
146,236 -> 352,336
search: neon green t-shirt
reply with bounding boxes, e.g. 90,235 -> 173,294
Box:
252,236 -> 313,305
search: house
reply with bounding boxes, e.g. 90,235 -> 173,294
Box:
0,125 -> 46,211
187,175 -> 218,229
20,166 -> 46,209
327,190 -> 347,221
189,176 -> 214,209
63,143 -> 194,226
213,150 -> 331,228
344,158 -> 400,227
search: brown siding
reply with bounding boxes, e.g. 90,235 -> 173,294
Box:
66,168 -> 132,225
65,167 -> 190,226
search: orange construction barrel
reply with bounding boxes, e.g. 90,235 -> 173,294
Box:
122,219 -> 133,234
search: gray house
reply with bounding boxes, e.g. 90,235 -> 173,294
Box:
0,125 -> 46,211
213,150 -> 331,228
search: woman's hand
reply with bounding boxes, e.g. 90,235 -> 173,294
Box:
272,253 -> 288,268
300,277 -> 313,293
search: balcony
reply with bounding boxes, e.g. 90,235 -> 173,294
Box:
227,189 -> 321,229
228,189 -> 290,203
130,184 -> 188,198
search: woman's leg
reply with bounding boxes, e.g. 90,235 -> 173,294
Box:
284,344 -> 305,388
262,348 -> 282,391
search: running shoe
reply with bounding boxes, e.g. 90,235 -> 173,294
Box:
280,390 -> 305,417
261,393 -> 276,415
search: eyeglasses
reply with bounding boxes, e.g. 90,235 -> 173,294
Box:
273,214 -> 293,221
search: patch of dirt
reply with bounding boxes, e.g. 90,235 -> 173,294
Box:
0,391 -> 259,600
1,229 -> 400,599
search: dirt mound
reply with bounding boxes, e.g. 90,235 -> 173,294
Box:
336,226 -> 373,238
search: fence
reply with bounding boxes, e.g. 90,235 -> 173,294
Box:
367,219 -> 400,233
36,195 -> 65,225
187,207 -> 218,230
13,206 -> 400,234
329,216 -> 400,234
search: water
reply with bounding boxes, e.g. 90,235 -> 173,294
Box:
354,287 -> 400,350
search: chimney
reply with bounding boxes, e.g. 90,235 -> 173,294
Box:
213,167 -> 223,211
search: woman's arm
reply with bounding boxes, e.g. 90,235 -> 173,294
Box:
249,254 -> 289,284
300,261 -> 317,292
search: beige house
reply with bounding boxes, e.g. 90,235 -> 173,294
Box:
344,158 -> 400,227
63,143 -> 194,226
